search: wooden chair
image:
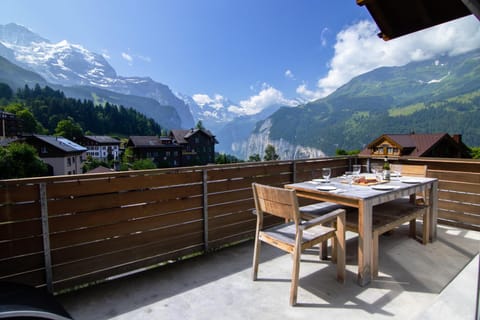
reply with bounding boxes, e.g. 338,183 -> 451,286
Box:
346,164 -> 429,277
251,183 -> 346,306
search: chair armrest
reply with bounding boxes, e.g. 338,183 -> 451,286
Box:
300,209 -> 345,230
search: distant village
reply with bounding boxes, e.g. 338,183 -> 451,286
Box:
0,110 -> 472,177
1,110 -> 217,176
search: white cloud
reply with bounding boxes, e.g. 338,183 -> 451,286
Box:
121,52 -> 133,62
297,15 -> 480,101
192,94 -> 213,106
192,94 -> 229,110
101,49 -> 111,60
228,84 -> 299,116
138,55 -> 152,63
320,27 -> 330,47
285,69 -> 295,79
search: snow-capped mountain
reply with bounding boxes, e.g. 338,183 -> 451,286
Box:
0,23 -> 194,129
178,93 -> 239,131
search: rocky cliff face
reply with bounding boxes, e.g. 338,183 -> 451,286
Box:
233,119 -> 325,160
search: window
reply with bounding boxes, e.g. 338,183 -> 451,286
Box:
41,146 -> 47,154
166,151 -> 171,157
67,157 -> 72,166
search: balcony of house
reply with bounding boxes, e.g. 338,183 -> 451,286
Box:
1,156 -> 479,319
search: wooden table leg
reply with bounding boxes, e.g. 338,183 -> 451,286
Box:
358,199 -> 373,286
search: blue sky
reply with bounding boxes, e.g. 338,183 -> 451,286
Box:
1,0 -> 480,116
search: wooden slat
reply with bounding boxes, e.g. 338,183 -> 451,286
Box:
208,220 -> 257,241
438,180 -> 480,194
208,199 -> 254,218
47,184 -> 203,215
208,210 -> 256,229
0,253 -> 44,277
52,245 -> 203,292
439,209 -> 480,226
208,174 -> 291,193
51,214 -> 203,264
46,171 -> 203,198
208,188 -> 253,206
0,220 -> 42,241
439,199 -> 480,215
49,197 -> 203,232
52,232 -> 204,282
0,269 -> 45,288
0,236 -> 44,260
0,184 -> 39,203
207,163 -> 292,181
50,210 -> 203,249
429,170 -> 480,184
0,202 -> 41,222
438,190 -> 480,204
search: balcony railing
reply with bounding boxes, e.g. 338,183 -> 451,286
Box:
1,156 -> 479,293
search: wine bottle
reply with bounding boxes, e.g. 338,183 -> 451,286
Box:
383,156 -> 390,180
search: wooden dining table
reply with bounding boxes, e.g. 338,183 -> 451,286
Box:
285,175 -> 438,286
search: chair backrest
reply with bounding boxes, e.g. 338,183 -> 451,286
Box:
391,164 -> 427,177
252,183 -> 300,224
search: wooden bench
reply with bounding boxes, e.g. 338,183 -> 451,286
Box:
346,164 -> 430,277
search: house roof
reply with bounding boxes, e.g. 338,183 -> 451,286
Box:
357,0 -> 478,41
86,166 -> 114,174
33,135 -> 87,153
128,136 -> 164,147
170,128 -> 218,144
360,132 -> 466,157
84,135 -> 120,144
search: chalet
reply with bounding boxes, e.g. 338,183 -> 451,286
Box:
26,135 -> 87,176
126,136 -> 182,168
359,133 -> 471,158
170,129 -> 218,166
77,135 -> 121,161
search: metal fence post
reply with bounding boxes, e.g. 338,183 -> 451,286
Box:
39,183 -> 53,293
292,160 -> 297,183
202,169 -> 209,252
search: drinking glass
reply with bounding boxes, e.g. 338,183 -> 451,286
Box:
345,171 -> 354,187
322,168 -> 331,182
352,164 -> 361,175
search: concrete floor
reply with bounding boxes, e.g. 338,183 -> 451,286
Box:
58,224 -> 480,320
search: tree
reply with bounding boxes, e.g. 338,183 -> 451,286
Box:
0,83 -> 13,101
54,117 -> 83,140
195,120 -> 205,130
335,148 -> 360,156
264,144 -> 279,161
0,143 -> 47,179
471,147 -> 480,159
131,159 -> 156,170
248,154 -> 261,162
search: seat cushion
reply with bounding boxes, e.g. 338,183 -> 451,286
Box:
299,202 -> 345,218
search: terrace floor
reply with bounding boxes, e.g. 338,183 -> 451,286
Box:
58,224 -> 479,320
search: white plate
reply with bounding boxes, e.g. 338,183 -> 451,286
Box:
316,185 -> 337,191
312,178 -> 328,183
401,179 -> 422,184
372,185 -> 396,191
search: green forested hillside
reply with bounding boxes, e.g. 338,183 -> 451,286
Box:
264,49 -> 480,155
1,84 -> 163,136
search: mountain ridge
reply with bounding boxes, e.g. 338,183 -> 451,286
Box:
0,23 -> 194,129
252,49 -> 480,158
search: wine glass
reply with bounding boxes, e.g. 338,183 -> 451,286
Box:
322,167 -> 331,182
352,164 -> 361,176
345,171 -> 354,188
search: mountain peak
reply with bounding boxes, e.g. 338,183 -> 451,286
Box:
0,23 -> 50,46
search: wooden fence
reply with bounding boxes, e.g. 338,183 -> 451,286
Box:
1,156 -> 479,293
